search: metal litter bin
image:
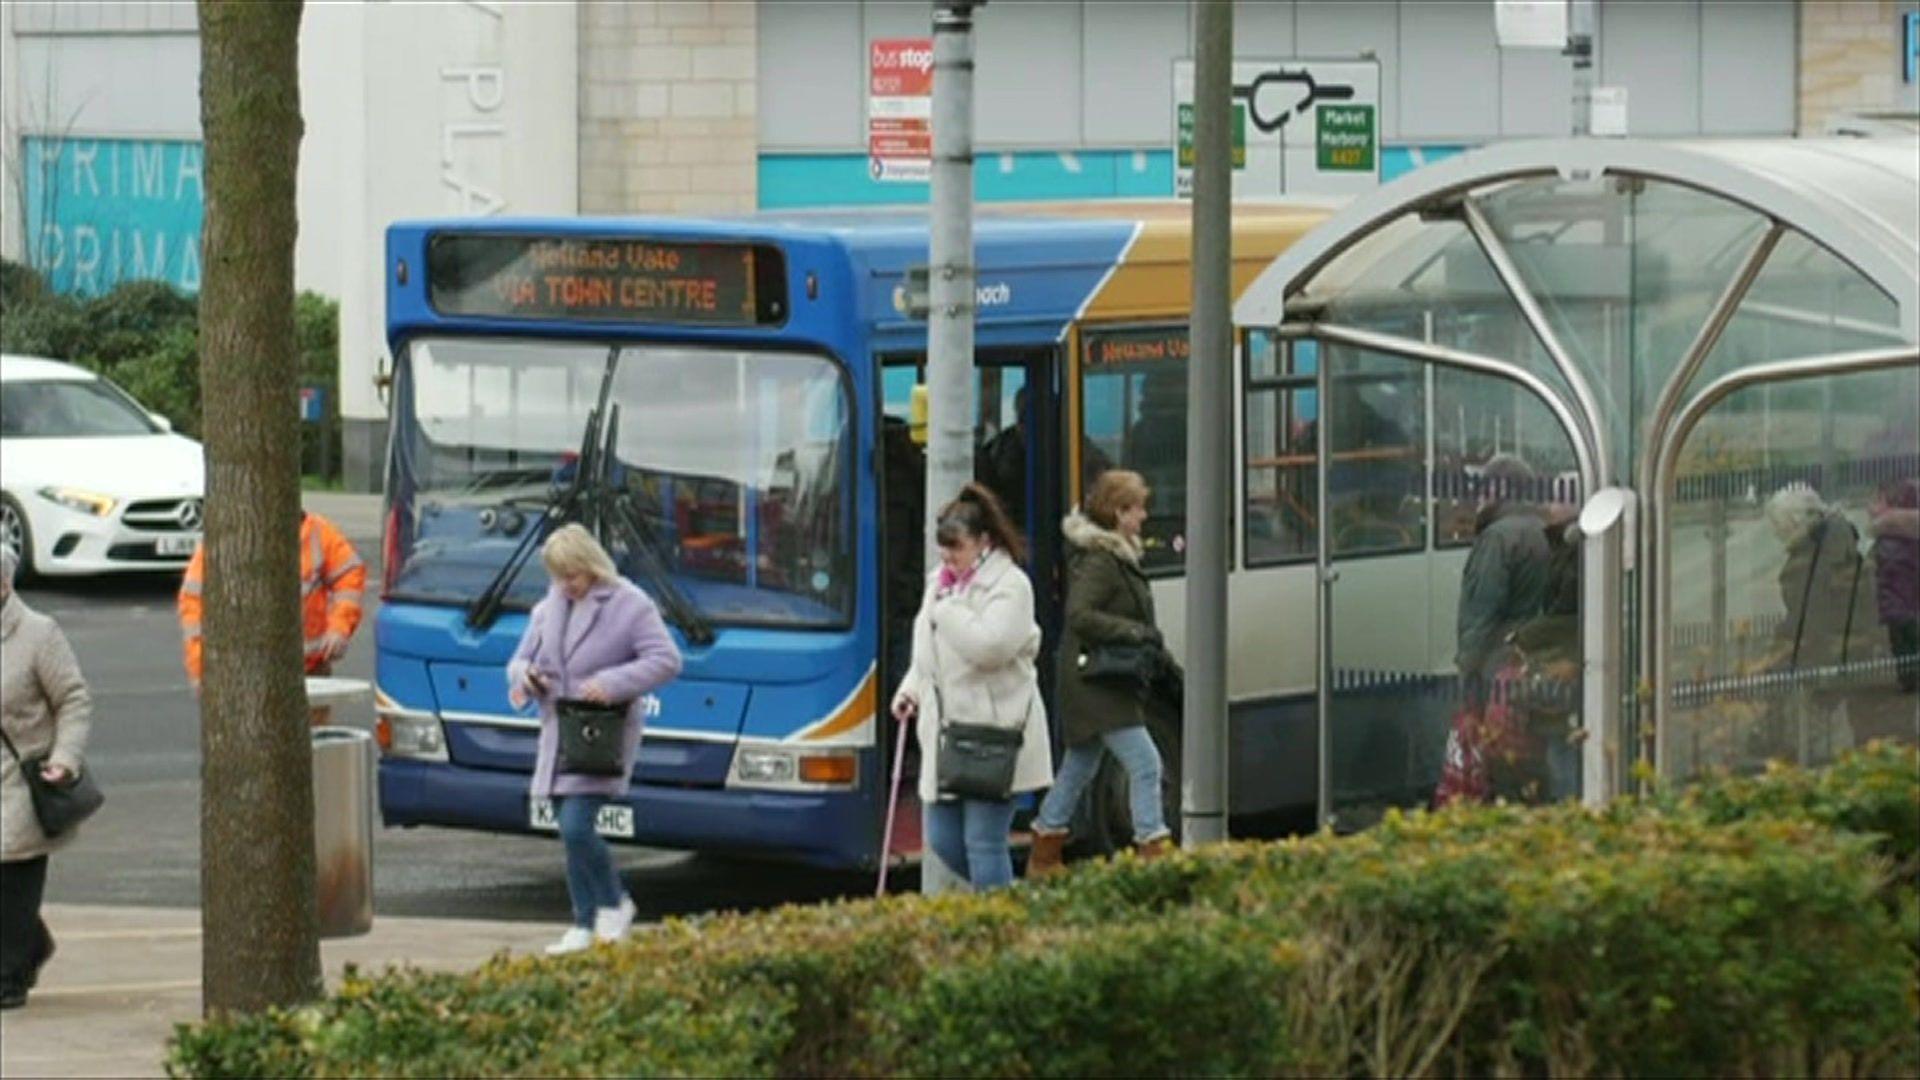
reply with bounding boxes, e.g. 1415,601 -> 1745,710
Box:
311,726 -> 375,939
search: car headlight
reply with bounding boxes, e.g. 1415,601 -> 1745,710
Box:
38,487 -> 117,517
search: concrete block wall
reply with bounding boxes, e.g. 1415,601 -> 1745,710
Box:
1798,0 -> 1916,133
578,1 -> 757,214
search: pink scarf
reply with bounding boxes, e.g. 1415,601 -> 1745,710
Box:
936,548 -> 990,598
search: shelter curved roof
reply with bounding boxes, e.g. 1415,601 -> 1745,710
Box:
1237,137 -> 1920,343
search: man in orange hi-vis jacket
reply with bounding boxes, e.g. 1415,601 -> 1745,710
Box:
178,510 -> 367,699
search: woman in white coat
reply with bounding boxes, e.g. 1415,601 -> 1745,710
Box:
890,483 -> 1052,889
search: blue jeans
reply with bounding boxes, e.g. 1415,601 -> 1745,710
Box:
924,797 -> 1018,890
1034,725 -> 1170,843
556,795 -> 625,927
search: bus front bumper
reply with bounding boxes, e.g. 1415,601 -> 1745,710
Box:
377,759 -> 877,871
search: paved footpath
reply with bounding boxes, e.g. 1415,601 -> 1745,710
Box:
0,904 -> 569,1078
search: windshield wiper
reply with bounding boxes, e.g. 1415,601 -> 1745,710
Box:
466,346 -> 619,630
464,348 -> 716,647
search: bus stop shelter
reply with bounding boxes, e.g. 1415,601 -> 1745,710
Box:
1235,137 -> 1918,817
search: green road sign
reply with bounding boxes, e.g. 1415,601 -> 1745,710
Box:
1178,102 -> 1247,170
1316,104 -> 1375,172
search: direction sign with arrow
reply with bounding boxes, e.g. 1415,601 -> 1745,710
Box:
1173,58 -> 1381,198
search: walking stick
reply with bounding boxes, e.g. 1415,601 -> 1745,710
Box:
876,713 -> 912,896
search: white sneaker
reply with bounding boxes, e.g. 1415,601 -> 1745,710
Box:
543,927 -> 594,956
593,894 -> 636,943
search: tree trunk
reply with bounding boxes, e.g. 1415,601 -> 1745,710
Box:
196,0 -> 317,1015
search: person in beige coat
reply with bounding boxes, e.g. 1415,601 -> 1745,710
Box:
890,484 -> 1052,890
0,543 -> 93,1009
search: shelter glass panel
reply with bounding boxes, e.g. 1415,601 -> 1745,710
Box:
1477,176 -> 1771,478
1245,332 -> 1318,565
1695,231 -> 1903,393
1327,359 -> 1426,557
1305,210 -> 1586,422
1664,366 -> 1920,780
1433,367 -> 1583,548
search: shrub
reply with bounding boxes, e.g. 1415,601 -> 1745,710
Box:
168,751 -> 1920,1079
871,913 -> 1295,1078
1672,740 -> 1920,875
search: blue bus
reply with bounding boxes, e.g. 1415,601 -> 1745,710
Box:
373,205 -> 1330,869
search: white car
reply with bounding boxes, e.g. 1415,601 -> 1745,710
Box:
0,354 -> 205,578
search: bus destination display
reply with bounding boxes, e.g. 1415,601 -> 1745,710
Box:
1085,325 -> 1189,367
427,234 -> 786,326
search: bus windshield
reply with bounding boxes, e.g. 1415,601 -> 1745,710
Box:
389,337 -> 853,628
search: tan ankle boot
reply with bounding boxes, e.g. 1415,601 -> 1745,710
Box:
1026,829 -> 1068,878
1135,835 -> 1173,861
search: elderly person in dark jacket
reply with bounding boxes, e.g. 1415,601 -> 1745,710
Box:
1456,455 -> 1551,706
1027,470 -> 1174,876
1756,484 -> 1888,755
508,525 -> 683,955
1,544 -> 93,1009
1764,485 -> 1878,674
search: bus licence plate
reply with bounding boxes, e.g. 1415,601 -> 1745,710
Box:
157,535 -> 199,557
528,797 -> 635,839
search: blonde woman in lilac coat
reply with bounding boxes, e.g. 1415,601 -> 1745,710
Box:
508,525 -> 682,955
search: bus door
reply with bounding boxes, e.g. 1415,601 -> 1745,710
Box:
879,348 -> 1066,701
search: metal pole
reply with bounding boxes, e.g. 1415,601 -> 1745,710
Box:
1568,0 -> 1595,137
919,0 -> 979,897
1183,0 -> 1232,847
1314,335 -> 1333,829
1578,487 -> 1629,807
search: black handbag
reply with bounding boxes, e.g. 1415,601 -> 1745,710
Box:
1,728 -> 104,837
931,684 -> 1024,800
1078,641 -> 1162,687
936,721 -> 1023,801
555,699 -> 630,777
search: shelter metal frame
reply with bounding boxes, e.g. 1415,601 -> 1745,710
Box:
1238,137 -> 1919,807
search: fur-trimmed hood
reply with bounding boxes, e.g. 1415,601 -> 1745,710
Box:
1062,509 -> 1142,565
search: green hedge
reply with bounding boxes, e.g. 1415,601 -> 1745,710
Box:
168,744 -> 1920,1078
0,260 -> 341,479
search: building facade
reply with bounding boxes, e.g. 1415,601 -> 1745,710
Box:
3,0 -> 1915,489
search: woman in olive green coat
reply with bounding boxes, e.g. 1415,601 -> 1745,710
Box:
1027,470 -> 1175,875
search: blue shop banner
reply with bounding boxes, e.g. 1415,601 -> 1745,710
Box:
756,145 -> 1465,210
20,136 -> 205,297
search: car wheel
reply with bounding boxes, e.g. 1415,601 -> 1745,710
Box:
0,493 -> 34,583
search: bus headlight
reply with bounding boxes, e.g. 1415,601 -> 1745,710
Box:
734,748 -> 795,784
376,710 -> 448,762
729,746 -> 859,790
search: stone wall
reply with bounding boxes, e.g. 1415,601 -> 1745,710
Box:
1798,0 -> 1918,133
578,1 -> 757,214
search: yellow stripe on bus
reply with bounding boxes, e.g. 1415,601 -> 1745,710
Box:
800,668 -> 878,742
1080,205 -> 1330,321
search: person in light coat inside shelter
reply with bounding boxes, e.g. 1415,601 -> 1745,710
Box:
1,544 -> 93,1009
508,525 -> 683,955
890,483 -> 1053,891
